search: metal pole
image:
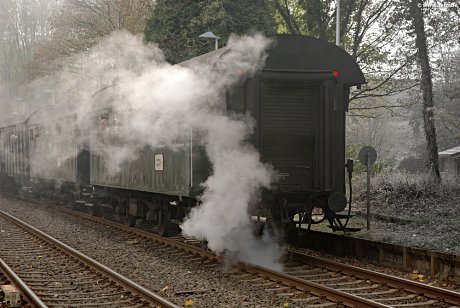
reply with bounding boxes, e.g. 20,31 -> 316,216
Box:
190,128 -> 193,190
215,39 -> 218,50
336,0 -> 340,46
366,153 -> 370,230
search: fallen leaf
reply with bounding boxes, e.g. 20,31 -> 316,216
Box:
410,273 -> 419,280
184,298 -> 194,306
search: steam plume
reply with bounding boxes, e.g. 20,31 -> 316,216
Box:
32,31 -> 283,269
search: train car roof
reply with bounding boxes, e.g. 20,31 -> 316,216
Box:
180,34 -> 366,87
26,103 -> 79,125
26,86 -> 116,125
0,113 -> 30,128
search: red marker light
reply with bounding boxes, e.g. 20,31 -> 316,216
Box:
332,70 -> 339,78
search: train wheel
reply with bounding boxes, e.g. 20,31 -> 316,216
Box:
283,221 -> 298,240
126,215 -> 136,227
90,205 -> 102,217
158,205 -> 171,237
113,199 -> 136,227
120,213 -> 136,227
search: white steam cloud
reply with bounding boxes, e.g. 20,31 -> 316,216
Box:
33,31 -> 283,269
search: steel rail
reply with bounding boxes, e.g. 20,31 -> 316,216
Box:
233,263 -> 391,308
48,206 -> 390,307
0,210 -> 179,308
0,257 -> 47,308
288,250 -> 460,305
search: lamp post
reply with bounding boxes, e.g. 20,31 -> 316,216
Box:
336,0 -> 340,46
198,31 -> 220,51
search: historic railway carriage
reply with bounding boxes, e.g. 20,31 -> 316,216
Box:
0,114 -> 29,193
1,103 -> 88,198
184,34 -> 365,230
27,104 -> 79,185
265,35 -> 364,228
229,35 -> 365,230
0,34 -> 365,236
89,34 -> 365,234
88,101 -> 210,232
25,98 -> 111,198
90,109 -> 193,197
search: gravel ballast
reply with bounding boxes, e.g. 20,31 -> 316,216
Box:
0,196 -> 282,307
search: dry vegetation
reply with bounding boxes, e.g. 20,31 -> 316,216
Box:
353,172 -> 460,254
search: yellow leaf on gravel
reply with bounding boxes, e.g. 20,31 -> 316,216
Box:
184,298 -> 194,306
410,273 -> 419,280
283,302 -> 289,307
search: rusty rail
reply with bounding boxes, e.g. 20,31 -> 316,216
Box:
0,257 -> 47,307
298,229 -> 460,279
288,249 -> 460,305
0,210 -> 179,308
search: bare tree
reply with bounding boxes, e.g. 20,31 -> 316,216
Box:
0,0 -> 56,116
409,0 -> 441,179
272,0 -> 417,108
27,0 -> 154,78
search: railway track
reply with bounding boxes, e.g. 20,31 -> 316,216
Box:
0,254 -> 46,307
4,195 -> 460,307
0,209 -> 178,308
285,249 -> 460,307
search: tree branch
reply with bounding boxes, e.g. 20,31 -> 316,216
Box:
350,61 -> 410,101
349,101 -> 418,111
351,82 -> 420,101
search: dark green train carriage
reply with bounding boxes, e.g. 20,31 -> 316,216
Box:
90,34 -> 365,234
214,34 -> 365,230
0,34 -> 365,236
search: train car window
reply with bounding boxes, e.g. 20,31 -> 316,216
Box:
100,113 -> 109,130
113,114 -> 120,131
55,123 -> 62,135
10,133 -> 18,144
34,126 -> 40,139
18,133 -> 22,154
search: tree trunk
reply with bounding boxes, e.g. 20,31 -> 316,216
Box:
410,0 -> 441,180
273,0 -> 300,34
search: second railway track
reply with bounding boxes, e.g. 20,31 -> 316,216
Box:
284,249 -> 460,307
0,209 -> 178,307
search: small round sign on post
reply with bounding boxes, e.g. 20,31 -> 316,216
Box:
359,146 -> 377,231
358,146 -> 377,166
